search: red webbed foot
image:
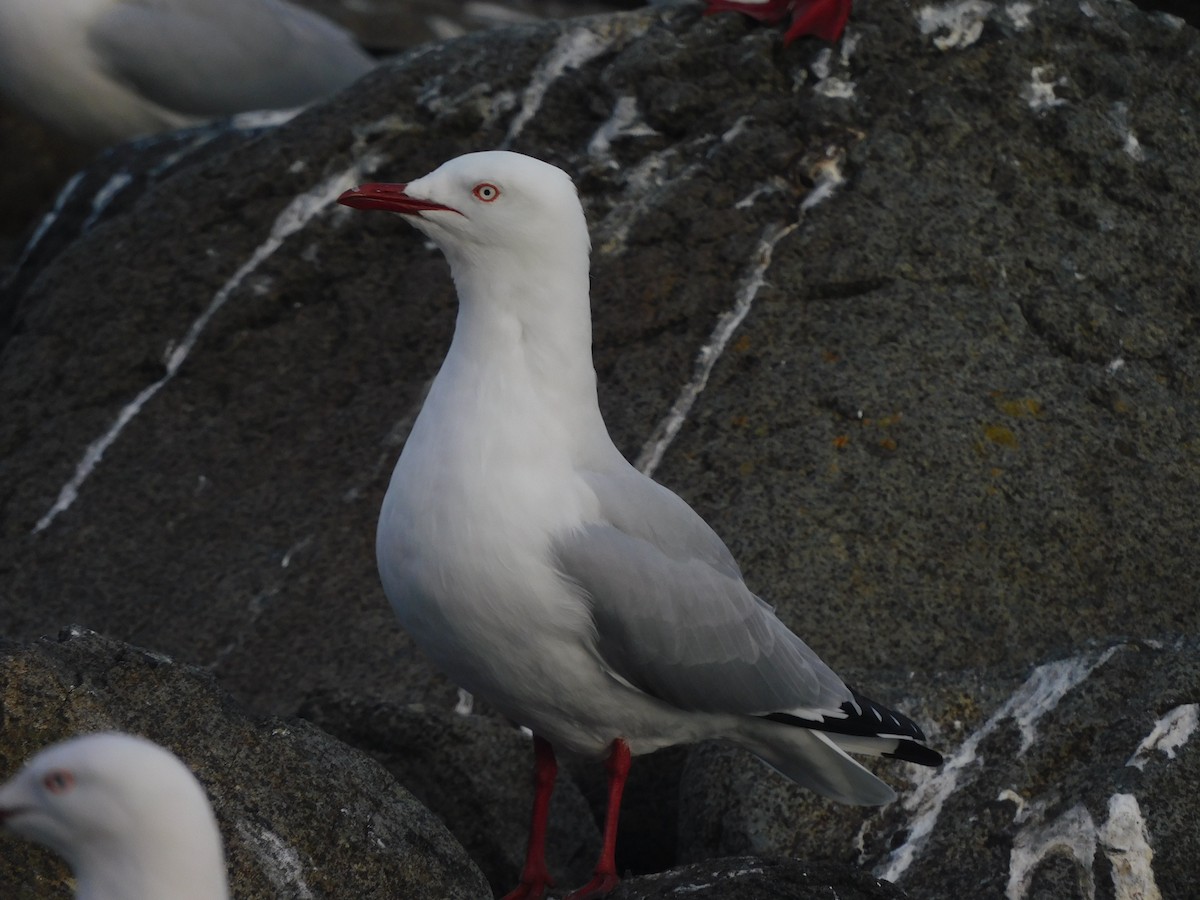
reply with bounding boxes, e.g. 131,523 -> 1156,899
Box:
705,0 -> 852,43
783,0 -> 852,43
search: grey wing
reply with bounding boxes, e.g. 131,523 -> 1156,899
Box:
88,0 -> 374,118
558,470 -> 851,717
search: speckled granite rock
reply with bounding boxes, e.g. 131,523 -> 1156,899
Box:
299,691 -> 601,895
607,856 -> 907,899
0,629 -> 490,899
0,0 -> 1198,897
681,639 -> 1200,899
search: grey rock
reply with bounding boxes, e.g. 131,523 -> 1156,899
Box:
299,691 -> 600,894
0,628 -> 490,898
0,0 -> 1197,898
607,856 -> 906,899
682,639 -> 1200,899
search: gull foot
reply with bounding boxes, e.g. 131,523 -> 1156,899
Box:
705,0 -> 852,43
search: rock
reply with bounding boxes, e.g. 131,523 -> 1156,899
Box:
682,639 -> 1200,899
607,856 -> 907,899
299,691 -> 601,894
0,0 -> 1198,898
0,628 -> 490,899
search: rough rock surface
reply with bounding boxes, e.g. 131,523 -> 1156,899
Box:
300,691 -> 602,891
1,1 -> 1198,898
608,857 -> 907,899
683,638 -> 1200,899
0,629 -> 489,899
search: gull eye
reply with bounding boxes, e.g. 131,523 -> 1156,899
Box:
472,183 -> 500,203
43,770 -> 75,795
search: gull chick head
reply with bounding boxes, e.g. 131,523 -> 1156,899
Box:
339,150 -> 590,268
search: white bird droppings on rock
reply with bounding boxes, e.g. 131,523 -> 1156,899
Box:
1005,793 -> 1162,900
916,0 -> 995,51
1099,794 -> 1162,900
588,95 -> 660,160
236,822 -> 313,900
1006,1 -> 1034,28
878,646 -> 1121,883
504,27 -> 617,146
1024,65 -> 1069,111
1127,704 -> 1199,770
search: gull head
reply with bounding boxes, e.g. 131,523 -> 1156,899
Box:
338,150 -> 590,272
0,732 -> 227,896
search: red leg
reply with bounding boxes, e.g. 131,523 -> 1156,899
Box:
501,736 -> 557,900
782,0 -> 852,43
704,0 -> 794,25
565,739 -> 632,900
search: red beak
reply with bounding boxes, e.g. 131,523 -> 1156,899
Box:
337,183 -> 461,216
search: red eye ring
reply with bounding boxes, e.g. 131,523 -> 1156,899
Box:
43,770 -> 75,794
472,183 -> 500,203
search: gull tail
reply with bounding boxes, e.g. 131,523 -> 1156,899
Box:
733,687 -> 943,806
735,722 -> 898,805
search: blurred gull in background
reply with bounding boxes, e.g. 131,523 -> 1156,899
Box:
0,0 -> 376,147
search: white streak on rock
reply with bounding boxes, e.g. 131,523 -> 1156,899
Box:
839,30 -> 862,64
801,154 -> 846,210
1110,103 -> 1146,162
34,159 -> 381,533
81,172 -> 134,231
588,95 -> 659,159
815,77 -> 856,99
721,116 -> 754,144
916,0 -> 994,50
455,688 -> 475,716
4,171 -> 85,288
281,535 -> 314,568
1099,794 -> 1161,900
734,181 -> 782,210
877,646 -> 1121,883
1024,65 -> 1069,111
1126,704 -> 1199,770
811,47 -> 833,80
237,822 -> 314,899
636,220 -> 799,476
505,27 -> 612,145
593,148 -> 701,256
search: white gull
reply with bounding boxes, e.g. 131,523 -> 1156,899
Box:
338,150 -> 941,900
0,0 -> 374,146
0,732 -> 228,899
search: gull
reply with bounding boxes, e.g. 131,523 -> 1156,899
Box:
705,0 -> 852,44
0,732 -> 228,899
0,0 -> 375,147
338,150 -> 941,900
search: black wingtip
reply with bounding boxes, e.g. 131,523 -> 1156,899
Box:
885,742 -> 944,767
761,685 -> 944,767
